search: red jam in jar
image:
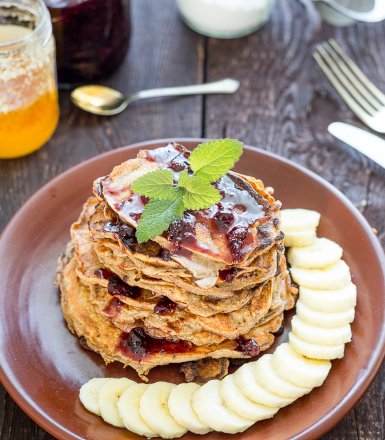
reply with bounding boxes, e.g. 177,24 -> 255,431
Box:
44,0 -> 131,84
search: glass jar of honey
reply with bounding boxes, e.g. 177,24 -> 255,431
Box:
0,0 -> 59,159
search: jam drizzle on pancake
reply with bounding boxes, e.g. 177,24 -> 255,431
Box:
94,268 -> 114,280
235,336 -> 260,357
102,217 -> 138,249
117,327 -> 193,360
102,143 -> 276,264
219,267 -> 240,282
107,275 -> 141,299
103,297 -> 124,319
154,296 -> 177,315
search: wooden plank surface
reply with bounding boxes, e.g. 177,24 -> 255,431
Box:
0,0 -> 384,438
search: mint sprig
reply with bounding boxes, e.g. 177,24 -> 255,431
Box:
189,138 -> 243,182
132,138 -> 243,242
131,169 -> 181,200
179,170 -> 221,210
135,199 -> 184,243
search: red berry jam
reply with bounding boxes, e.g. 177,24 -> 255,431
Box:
108,276 -> 140,299
110,193 -> 147,225
103,297 -> 123,319
154,296 -> 177,315
168,215 -> 196,249
219,267 -> 239,283
118,223 -> 137,248
94,268 -> 115,280
227,226 -> 249,261
169,161 -> 187,172
102,217 -> 138,249
117,327 -> 193,360
214,211 -> 235,230
236,337 -> 260,357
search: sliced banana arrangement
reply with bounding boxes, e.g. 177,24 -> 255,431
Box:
79,208 -> 357,438
287,237 -> 343,268
280,208 -> 320,247
98,377 -> 133,428
118,383 -> 157,437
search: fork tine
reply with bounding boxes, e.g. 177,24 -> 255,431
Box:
316,44 -> 376,115
323,42 -> 383,111
328,39 -> 385,106
313,51 -> 372,124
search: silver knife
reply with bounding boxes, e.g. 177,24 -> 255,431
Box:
328,122 -> 385,169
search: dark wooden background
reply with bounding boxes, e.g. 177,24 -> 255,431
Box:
1,0 -> 384,438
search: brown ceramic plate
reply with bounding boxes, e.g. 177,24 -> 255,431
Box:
1,139 -> 385,440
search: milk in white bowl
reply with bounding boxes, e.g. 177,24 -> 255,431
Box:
176,0 -> 276,38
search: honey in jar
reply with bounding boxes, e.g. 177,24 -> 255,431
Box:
0,0 -> 59,159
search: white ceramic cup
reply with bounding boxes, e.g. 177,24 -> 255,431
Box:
176,0 -> 276,39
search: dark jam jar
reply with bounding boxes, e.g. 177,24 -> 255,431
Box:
44,0 -> 131,84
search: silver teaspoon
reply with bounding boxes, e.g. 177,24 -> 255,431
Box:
71,78 -> 240,116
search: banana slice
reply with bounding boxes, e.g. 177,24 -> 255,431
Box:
289,333 -> 345,360
280,209 -> 321,233
299,283 -> 357,312
290,260 -> 351,290
117,383 -> 157,438
233,363 -> 294,408
192,380 -> 253,434
284,230 -> 316,247
271,343 -> 331,388
79,378 -> 111,416
252,354 -> 311,399
291,315 -> 352,345
168,383 -> 212,435
220,375 -> 278,421
287,238 -> 343,269
98,378 -> 134,427
140,382 -> 187,439
296,299 -> 355,328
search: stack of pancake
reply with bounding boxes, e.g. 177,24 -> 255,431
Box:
57,143 -> 297,381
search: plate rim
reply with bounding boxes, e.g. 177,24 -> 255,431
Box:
1,138 -> 385,440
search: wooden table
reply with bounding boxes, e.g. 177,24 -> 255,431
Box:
1,0 -> 384,438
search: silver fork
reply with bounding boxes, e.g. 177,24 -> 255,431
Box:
313,39 -> 385,133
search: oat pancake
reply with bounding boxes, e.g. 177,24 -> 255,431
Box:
58,251 -> 284,381
57,142 -> 297,381
70,198 -> 291,347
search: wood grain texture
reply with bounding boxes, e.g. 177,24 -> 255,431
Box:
0,0 -> 384,439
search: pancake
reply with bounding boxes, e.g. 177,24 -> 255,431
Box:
58,251 -> 284,381
70,199 -> 291,347
89,200 -> 283,297
57,142 -> 297,382
86,277 -> 282,346
72,198 -> 276,317
96,143 -> 283,269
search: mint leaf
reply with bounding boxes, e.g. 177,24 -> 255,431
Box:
179,170 -> 221,210
131,138 -> 245,243
131,169 -> 181,200
189,139 -> 243,182
135,198 -> 184,243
